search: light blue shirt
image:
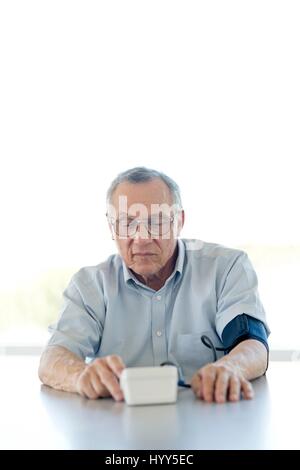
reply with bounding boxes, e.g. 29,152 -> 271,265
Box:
48,239 -> 269,381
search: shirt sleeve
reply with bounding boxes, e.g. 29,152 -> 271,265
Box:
47,269 -> 105,360
215,251 -> 270,339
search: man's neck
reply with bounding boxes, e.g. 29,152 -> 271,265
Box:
131,245 -> 178,291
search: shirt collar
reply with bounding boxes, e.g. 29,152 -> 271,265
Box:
122,238 -> 185,286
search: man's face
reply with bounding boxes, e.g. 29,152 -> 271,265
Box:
108,179 -> 184,277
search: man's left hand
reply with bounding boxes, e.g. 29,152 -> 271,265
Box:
191,361 -> 254,403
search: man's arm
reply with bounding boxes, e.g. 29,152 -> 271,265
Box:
38,346 -> 125,401
38,346 -> 86,393
191,339 -> 267,403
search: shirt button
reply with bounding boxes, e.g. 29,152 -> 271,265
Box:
156,330 -> 162,337
156,295 -> 161,300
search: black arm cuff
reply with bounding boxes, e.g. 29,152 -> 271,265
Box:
221,314 -> 269,353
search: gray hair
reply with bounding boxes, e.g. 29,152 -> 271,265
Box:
106,167 -> 183,208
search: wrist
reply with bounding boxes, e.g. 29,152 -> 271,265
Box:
71,363 -> 87,392
216,355 -> 246,378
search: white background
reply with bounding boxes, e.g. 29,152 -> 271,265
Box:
0,1 -> 299,350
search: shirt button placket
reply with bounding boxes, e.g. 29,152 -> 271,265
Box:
152,293 -> 167,366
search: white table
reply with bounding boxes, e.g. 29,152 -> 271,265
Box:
0,356 -> 299,450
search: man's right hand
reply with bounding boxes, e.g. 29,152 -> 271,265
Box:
75,355 -> 125,401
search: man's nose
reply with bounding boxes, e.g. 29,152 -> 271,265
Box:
131,222 -> 151,242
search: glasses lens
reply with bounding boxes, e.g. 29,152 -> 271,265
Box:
112,218 -> 127,237
113,215 -> 174,237
150,216 -> 173,236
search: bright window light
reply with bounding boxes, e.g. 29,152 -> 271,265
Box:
0,1 -> 299,352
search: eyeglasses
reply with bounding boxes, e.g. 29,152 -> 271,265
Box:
107,214 -> 177,238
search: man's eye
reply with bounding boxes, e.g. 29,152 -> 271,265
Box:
150,217 -> 161,224
151,218 -> 169,225
119,219 -> 130,226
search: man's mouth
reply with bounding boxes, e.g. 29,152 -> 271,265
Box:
133,253 -> 156,256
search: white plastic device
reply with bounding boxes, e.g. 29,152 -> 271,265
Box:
120,366 -> 178,406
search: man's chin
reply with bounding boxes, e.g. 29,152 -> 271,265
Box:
130,262 -> 158,277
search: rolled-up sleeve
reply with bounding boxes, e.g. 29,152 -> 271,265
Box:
216,252 -> 270,339
47,270 -> 104,359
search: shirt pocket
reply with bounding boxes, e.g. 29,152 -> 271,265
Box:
174,331 -> 224,377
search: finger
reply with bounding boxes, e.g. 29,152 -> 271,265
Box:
106,355 -> 126,378
241,379 -> 254,400
96,363 -> 124,401
228,376 -> 241,402
79,378 -> 99,400
201,369 -> 217,402
214,370 -> 230,403
89,372 -> 110,398
191,373 -> 203,400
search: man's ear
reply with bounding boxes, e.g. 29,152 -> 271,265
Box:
180,210 -> 185,229
107,219 -> 115,240
174,209 -> 185,237
178,209 -> 185,232
106,203 -> 117,240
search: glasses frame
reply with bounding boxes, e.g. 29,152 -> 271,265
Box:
106,212 -> 178,239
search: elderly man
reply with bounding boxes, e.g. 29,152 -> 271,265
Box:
39,167 -> 269,403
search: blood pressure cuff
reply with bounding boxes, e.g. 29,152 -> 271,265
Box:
221,314 -> 269,353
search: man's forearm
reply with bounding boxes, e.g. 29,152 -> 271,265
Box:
38,346 -> 86,393
217,339 -> 268,381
